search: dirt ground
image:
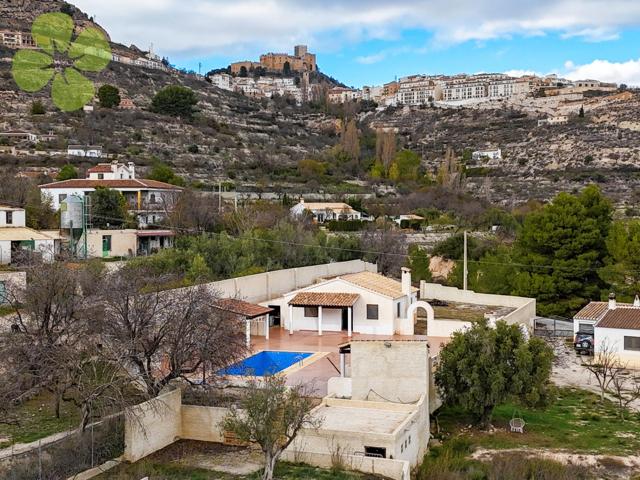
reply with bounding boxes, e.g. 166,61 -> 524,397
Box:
551,340 -> 640,412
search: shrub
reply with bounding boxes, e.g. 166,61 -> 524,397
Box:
326,220 -> 366,232
30,100 -> 46,115
97,84 -> 121,108
151,85 -> 198,118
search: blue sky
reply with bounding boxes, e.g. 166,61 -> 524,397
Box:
73,0 -> 640,86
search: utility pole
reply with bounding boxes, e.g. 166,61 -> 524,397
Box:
463,230 -> 468,291
218,181 -> 222,213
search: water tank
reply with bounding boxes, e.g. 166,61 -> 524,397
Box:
60,195 -> 84,229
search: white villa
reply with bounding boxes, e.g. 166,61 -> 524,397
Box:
269,268 -> 427,336
574,294 -> 640,368
472,149 -> 502,161
87,161 -> 136,180
0,205 -> 60,264
290,200 -> 363,223
67,145 -> 103,158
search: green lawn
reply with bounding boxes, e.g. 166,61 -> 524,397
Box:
100,461 -> 377,480
0,390 -> 80,448
436,387 -> 640,455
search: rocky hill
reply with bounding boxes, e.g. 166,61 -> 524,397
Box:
364,91 -> 640,208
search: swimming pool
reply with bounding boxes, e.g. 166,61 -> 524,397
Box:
219,351 -> 313,376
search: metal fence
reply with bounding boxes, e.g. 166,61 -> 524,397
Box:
534,316 -> 574,339
0,417 -> 124,480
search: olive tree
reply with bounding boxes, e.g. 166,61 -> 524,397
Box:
222,375 -> 322,480
435,319 -> 554,428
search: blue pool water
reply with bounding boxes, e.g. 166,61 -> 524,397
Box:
219,351 -> 312,376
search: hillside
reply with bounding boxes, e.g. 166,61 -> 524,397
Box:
2,0 -> 640,207
364,91 -> 640,207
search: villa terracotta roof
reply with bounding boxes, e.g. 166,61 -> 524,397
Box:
289,292 -> 359,308
0,227 -> 57,241
212,298 -> 274,319
340,271 -> 417,299
87,165 -> 113,173
38,179 -> 182,190
574,301 -> 632,320
597,308 -> 640,330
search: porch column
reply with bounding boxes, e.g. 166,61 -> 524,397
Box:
348,306 -> 352,337
339,353 -> 346,378
265,314 -> 270,340
318,306 -> 323,336
245,319 -> 251,348
289,304 -> 294,335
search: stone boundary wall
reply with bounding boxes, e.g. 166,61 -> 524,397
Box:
170,260 -> 377,304
420,282 -> 536,328
280,451 -> 410,480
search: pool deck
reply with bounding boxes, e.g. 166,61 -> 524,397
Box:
250,329 -> 449,397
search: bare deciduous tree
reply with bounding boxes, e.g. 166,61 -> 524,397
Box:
583,340 -> 619,402
221,374 -> 322,480
608,363 -> 640,420
98,268 -> 247,397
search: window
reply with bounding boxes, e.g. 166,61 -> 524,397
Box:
396,302 -> 401,318
364,446 -> 386,458
304,306 -> 318,317
624,336 -> 640,351
6,211 -> 12,225
59,194 -> 67,203
578,323 -> 594,333
366,304 -> 379,320
150,193 -> 157,204
98,173 -> 104,179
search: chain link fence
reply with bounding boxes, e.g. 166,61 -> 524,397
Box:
0,416 -> 124,480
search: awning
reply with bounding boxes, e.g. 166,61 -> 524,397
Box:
135,230 -> 176,237
212,298 -> 274,319
289,292 -> 359,308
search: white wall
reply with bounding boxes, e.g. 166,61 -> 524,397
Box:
428,319 -> 472,337
282,278 -> 396,335
420,282 -> 536,328
0,209 -> 26,227
595,327 -> 640,368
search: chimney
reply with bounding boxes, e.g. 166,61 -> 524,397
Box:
128,162 -> 136,179
634,295 -> 640,308
609,292 -> 617,310
401,267 -> 412,296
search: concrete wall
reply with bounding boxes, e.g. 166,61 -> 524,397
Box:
0,239 -> 56,264
178,260 -> 376,304
181,405 -> 229,443
428,319 -> 472,337
280,451 -> 410,480
123,388 -> 182,462
85,230 -> 137,258
420,282 -> 536,328
351,341 -> 429,404
0,209 -> 26,227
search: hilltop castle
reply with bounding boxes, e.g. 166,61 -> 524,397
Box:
231,45 -> 316,75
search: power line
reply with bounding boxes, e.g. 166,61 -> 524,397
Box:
2,198 -> 639,276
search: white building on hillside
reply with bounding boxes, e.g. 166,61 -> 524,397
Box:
39,163 -> 183,228
397,76 -> 442,105
0,205 -> 60,264
87,161 -> 136,180
209,73 -> 233,91
327,87 -> 361,103
68,145 -> 103,158
290,200 -> 362,223
472,148 -> 502,161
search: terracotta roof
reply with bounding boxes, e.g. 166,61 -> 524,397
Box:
289,292 -> 359,308
135,230 -> 175,237
597,308 -> 640,330
38,179 -> 182,191
87,165 -> 113,173
301,202 -> 358,213
340,271 -> 417,299
212,298 -> 274,319
574,301 -> 633,320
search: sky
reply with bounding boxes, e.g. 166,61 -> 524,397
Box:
72,0 -> 640,87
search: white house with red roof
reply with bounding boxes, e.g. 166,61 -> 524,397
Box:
574,294 -> 640,368
39,162 -> 182,228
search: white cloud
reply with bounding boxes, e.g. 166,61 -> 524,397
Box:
564,58 -> 640,86
71,0 -> 640,61
355,52 -> 387,64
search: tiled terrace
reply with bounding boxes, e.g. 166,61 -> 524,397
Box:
250,328 -> 449,397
